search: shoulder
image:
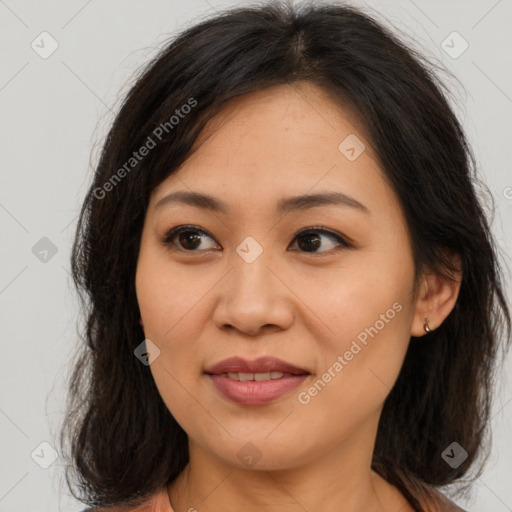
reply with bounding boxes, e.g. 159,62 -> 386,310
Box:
80,487 -> 171,512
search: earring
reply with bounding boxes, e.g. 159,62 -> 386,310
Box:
424,317 -> 431,333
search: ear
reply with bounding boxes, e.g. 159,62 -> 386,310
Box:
411,252 -> 462,337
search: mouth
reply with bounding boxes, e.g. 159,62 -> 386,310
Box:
212,371 -> 301,381
205,356 -> 311,405
204,356 -> 310,376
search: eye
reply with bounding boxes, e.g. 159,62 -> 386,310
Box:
161,225 -> 352,254
288,227 -> 352,254
161,225 -> 219,252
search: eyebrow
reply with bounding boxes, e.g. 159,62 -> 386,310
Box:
154,190 -> 370,215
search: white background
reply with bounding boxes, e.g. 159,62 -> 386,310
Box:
1,0 -> 511,511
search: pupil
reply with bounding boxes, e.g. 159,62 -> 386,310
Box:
180,231 -> 201,250
298,233 -> 320,252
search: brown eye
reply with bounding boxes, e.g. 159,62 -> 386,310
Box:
177,231 -> 202,250
162,226 -> 219,252
161,225 -> 351,254
289,228 -> 351,254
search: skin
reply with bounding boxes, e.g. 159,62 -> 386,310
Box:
135,81 -> 461,512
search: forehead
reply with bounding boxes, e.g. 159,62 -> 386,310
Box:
151,82 -> 392,211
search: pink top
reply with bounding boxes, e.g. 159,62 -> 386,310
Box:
88,485 -> 467,511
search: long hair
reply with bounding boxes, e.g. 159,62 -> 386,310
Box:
59,1 -> 511,510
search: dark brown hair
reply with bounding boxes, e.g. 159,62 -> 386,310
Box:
60,1 -> 511,510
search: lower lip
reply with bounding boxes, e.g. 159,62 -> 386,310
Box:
207,374 -> 309,405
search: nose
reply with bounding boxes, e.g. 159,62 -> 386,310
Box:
212,251 -> 294,337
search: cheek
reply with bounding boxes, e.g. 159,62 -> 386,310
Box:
136,269 -> 204,389
290,251 -> 412,346
135,249 -> 209,400
136,249 -> 203,340
136,261 -> 202,427
292,249 -> 414,408
295,297 -> 411,439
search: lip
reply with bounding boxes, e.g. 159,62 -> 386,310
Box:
204,356 -> 310,375
205,356 -> 310,405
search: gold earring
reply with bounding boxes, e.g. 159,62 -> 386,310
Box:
424,317 -> 431,333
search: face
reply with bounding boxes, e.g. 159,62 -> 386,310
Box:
136,82 -> 419,471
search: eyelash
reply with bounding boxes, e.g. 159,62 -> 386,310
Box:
160,224 -> 353,255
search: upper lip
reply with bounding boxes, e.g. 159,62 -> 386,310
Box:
205,356 -> 310,375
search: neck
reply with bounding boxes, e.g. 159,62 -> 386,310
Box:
167,414 -> 413,512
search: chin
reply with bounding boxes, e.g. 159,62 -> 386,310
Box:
208,436 -> 315,472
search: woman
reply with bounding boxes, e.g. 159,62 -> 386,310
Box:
61,2 -> 511,511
